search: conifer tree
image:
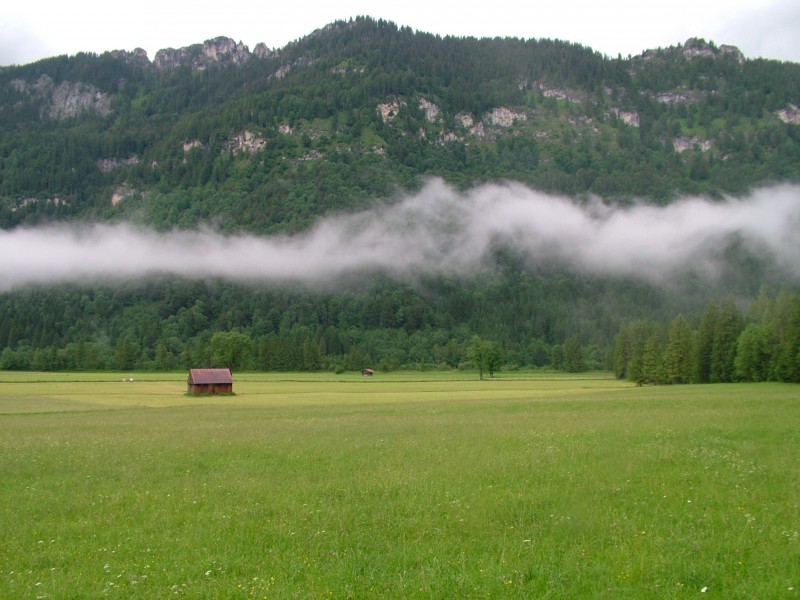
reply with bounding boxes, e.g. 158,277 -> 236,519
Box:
639,335 -> 666,385
696,301 -> 718,384
709,299 -> 744,383
734,323 -> 773,382
665,314 -> 694,384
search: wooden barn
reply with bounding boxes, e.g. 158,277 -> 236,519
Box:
187,368 -> 233,395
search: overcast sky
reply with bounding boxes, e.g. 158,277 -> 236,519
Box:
2,0 -> 799,67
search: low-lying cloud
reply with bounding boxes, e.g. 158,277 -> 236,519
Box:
2,179 -> 799,291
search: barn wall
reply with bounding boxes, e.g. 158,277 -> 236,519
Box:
188,383 -> 233,395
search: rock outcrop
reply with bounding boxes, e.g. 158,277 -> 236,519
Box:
777,104 -> 800,125
682,38 -> 744,64
526,82 -> 584,105
486,107 -> 526,127
224,131 -> 266,155
96,156 -> 140,172
673,136 -> 714,153
107,48 -> 151,67
182,140 -> 204,152
252,43 -> 274,59
637,38 -> 744,66
153,37 -> 266,70
654,90 -> 708,104
612,109 -> 640,128
9,75 -> 112,120
419,98 -> 440,122
377,99 -> 403,123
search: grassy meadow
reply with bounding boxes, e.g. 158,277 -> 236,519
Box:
1,370 -> 798,598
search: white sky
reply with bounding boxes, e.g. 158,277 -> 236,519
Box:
2,0 -> 799,67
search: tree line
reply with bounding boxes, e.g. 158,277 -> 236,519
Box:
0,272 -> 612,373
1,271 -> 797,380
614,288 -> 800,384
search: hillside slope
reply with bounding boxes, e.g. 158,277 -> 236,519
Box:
2,17 -> 799,232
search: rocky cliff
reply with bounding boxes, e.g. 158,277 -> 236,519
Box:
635,37 -> 745,65
153,36 -> 273,70
9,74 -> 112,120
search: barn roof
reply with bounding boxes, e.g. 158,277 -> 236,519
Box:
188,368 -> 233,384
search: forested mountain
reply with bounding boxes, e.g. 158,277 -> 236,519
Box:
1,17 -> 799,379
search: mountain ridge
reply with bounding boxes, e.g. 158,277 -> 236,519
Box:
3,18 -> 770,72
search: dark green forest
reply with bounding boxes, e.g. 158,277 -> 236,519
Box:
2,18 -> 799,380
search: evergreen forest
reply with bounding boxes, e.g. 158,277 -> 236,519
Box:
1,17 -> 799,381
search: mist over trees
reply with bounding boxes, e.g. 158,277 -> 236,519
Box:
1,18 -> 799,379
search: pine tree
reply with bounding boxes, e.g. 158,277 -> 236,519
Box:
709,299 -> 744,383
771,290 -> 800,382
639,335 -> 666,386
734,323 -> 773,381
665,314 -> 694,384
696,301 -> 718,384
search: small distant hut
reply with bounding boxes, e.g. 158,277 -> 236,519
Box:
187,368 -> 233,395
361,368 -> 375,376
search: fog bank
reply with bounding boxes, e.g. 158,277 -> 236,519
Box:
2,179 -> 799,291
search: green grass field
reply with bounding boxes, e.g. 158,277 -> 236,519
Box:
1,371 -> 798,598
